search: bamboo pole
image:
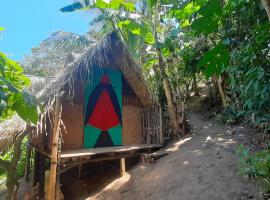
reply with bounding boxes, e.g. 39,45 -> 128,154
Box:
48,97 -> 62,200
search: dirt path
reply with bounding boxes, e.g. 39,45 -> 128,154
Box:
89,109 -> 260,200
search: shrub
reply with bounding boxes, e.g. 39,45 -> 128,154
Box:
237,144 -> 270,193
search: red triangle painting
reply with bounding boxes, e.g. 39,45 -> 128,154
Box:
88,89 -> 120,131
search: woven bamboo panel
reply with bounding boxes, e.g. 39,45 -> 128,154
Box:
60,103 -> 84,150
122,105 -> 142,145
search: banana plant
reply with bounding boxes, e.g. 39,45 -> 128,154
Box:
0,53 -> 38,124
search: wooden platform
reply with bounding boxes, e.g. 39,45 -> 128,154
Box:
60,144 -> 161,159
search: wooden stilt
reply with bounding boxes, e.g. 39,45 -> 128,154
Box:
24,144 -> 31,182
120,158 -> 126,176
78,159 -> 82,179
32,150 -> 39,187
48,97 -> 62,200
38,153 -> 45,199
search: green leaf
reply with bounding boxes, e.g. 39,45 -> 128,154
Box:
11,91 -> 38,124
191,16 -> 219,35
171,2 -> 200,20
95,0 -> 134,11
144,32 -> 155,44
121,1 -> 135,11
143,59 -> 158,70
190,0 -> 223,35
161,47 -> 171,58
118,20 -> 141,35
0,27 -> 4,32
198,43 -> 229,78
199,0 -> 222,17
147,0 -> 158,8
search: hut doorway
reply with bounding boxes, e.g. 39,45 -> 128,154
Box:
84,69 -> 123,148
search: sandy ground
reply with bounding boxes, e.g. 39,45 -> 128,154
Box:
88,109 -> 261,200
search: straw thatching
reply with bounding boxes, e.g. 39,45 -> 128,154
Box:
37,32 -> 152,107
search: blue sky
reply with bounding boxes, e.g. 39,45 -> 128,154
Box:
0,0 -> 91,61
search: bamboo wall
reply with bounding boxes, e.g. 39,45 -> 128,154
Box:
122,105 -> 142,145
142,105 -> 163,145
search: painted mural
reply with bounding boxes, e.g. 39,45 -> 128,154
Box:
84,68 -> 122,148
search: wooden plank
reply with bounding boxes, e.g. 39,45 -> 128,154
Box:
120,158 -> 126,176
48,97 -> 62,200
60,144 -> 161,158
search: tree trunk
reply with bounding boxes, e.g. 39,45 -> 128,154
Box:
158,53 -> 181,136
217,75 -> 229,107
192,73 -> 200,96
185,81 -> 191,99
261,0 -> 270,20
153,2 -> 182,136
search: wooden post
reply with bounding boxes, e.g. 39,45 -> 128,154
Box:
120,158 -> 126,176
48,97 -> 62,200
159,106 -> 163,145
24,142 -> 31,182
32,150 -> 39,187
78,158 -> 82,179
38,153 -> 45,199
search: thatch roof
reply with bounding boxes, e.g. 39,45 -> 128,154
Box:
37,32 -> 153,107
0,115 -> 26,154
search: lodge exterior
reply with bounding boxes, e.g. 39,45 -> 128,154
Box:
29,32 -> 163,199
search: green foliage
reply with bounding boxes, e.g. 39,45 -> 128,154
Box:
238,145 -> 270,193
0,27 -> 4,32
11,90 -> 38,124
216,105 -> 240,125
198,43 -> 229,78
0,53 -> 38,123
